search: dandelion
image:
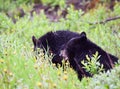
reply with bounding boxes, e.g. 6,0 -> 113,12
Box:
34,65 -> 38,69
53,83 -> 57,88
52,64 -> 56,67
0,59 -> 4,63
65,62 -> 69,66
37,82 -> 42,87
23,46 -> 26,49
64,71 -> 67,75
3,69 -> 7,73
23,88 -> 28,89
4,52 -> 8,56
9,72 -> 13,77
57,71 -> 61,76
13,51 -> 16,55
63,75 -> 68,81
31,46 -> 34,51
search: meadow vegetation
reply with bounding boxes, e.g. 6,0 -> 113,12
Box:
0,0 -> 120,89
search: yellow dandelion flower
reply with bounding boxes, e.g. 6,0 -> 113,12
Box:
23,88 -> 27,89
0,59 -> 4,63
37,82 -> 42,87
64,71 -> 67,75
5,52 -> 8,56
57,71 -> 61,76
9,72 -> 13,76
3,69 -> 7,73
23,46 -> 26,49
53,83 -> 57,88
31,46 -> 34,50
34,65 -> 38,69
65,62 -> 69,66
13,51 -> 16,55
63,75 -> 68,81
52,63 -> 56,67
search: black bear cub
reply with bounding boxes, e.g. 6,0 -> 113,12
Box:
60,32 -> 118,80
32,30 -> 80,65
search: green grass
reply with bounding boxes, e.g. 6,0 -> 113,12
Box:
0,2 -> 120,89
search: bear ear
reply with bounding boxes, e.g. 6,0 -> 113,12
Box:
47,31 -> 54,36
46,31 -> 55,39
47,31 -> 52,34
79,32 -> 87,41
80,32 -> 86,37
32,36 -> 37,46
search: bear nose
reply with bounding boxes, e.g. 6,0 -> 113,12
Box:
59,50 -> 68,61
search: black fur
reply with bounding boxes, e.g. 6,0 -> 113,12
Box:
32,30 -> 80,65
60,32 -> 118,80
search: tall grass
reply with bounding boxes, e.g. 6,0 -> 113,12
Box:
0,2 -> 120,89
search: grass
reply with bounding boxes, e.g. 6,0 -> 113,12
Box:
0,2 -> 120,89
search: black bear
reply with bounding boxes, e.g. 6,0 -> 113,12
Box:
60,32 -> 118,80
32,30 -> 81,65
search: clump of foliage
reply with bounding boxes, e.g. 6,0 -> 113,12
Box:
81,52 -> 104,75
0,0 -> 30,12
87,65 -> 120,89
41,0 -> 66,8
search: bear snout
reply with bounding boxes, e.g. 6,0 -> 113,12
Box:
59,50 -> 68,61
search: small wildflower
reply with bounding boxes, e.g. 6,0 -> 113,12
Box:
5,52 -> 8,56
37,82 -> 42,87
31,46 -> 34,50
13,51 -> 16,55
52,63 -> 56,67
31,46 -> 34,49
65,62 -> 69,66
9,72 -> 13,76
64,71 -> 67,75
34,65 -> 38,69
0,59 -> 4,63
53,83 -> 57,88
39,53 -> 43,57
57,71 -> 61,76
50,52 -> 53,56
63,75 -> 68,81
23,46 -> 26,49
69,68 -> 73,72
23,88 -> 28,89
3,69 -> 7,73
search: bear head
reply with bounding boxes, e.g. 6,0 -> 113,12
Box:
32,31 -> 55,53
60,32 -> 90,60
